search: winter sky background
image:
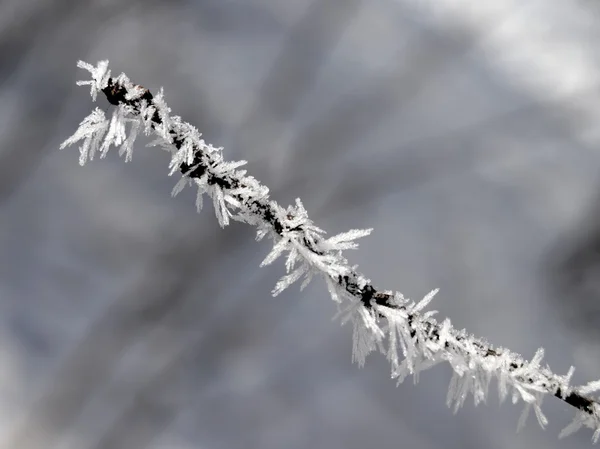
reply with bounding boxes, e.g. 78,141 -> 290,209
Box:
2,0 -> 600,448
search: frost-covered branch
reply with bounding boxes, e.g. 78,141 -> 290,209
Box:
60,60 -> 600,442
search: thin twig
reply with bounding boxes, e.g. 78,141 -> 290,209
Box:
60,61 -> 600,442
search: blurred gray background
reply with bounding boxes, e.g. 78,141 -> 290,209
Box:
1,0 -> 600,448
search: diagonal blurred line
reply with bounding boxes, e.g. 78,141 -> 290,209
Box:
313,80 -> 600,217
83,263 -> 281,449
82,239 -> 312,449
85,335 -> 194,449
0,221 -> 230,449
249,0 -> 361,119
229,0 -> 362,152
280,0 -> 534,198
282,26 -> 474,187
189,1 -> 284,37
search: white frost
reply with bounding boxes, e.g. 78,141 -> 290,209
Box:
60,60 -> 600,443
